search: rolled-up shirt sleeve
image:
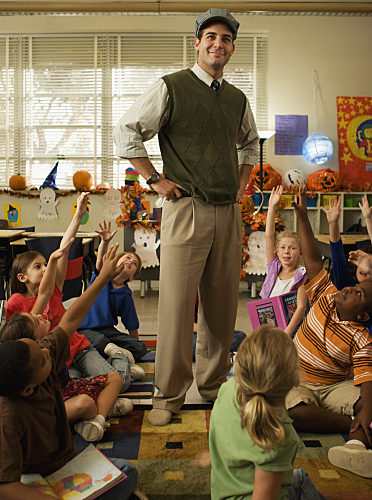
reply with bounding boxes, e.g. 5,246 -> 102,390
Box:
113,79 -> 169,159
236,97 -> 259,167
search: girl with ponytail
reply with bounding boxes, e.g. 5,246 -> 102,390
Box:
194,326 -> 327,500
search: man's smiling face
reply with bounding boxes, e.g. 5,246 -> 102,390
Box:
194,22 -> 235,78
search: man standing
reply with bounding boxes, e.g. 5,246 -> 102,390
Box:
114,8 -> 259,426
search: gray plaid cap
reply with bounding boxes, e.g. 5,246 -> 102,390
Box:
195,8 -> 240,40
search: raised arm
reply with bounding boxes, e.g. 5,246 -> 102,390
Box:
359,194 -> 372,242
266,186 -> 283,264
95,220 -> 118,272
321,195 -> 341,243
292,186 -> 323,281
59,244 -> 124,337
31,238 -> 74,315
55,192 -> 89,291
348,250 -> 372,279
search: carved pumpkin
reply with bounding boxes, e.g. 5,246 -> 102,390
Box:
239,195 -> 254,215
9,174 -> 27,191
73,171 -> 92,190
249,163 -> 282,190
306,168 -> 343,192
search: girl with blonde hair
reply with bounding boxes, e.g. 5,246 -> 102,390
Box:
195,326 -> 327,500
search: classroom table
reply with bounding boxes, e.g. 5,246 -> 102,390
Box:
315,234 -> 370,260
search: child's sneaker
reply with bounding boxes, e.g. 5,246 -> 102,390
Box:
108,398 -> 133,418
104,343 -> 135,365
74,414 -> 109,442
328,443 -> 372,478
130,364 -> 145,381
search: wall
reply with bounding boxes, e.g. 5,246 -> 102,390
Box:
0,12 -> 371,234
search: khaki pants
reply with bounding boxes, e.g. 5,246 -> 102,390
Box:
153,197 -> 242,413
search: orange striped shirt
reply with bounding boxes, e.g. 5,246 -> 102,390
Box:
294,269 -> 372,386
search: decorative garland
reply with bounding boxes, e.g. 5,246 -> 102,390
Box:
0,188 -> 115,199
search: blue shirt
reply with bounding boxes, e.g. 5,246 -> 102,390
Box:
79,269 -> 139,331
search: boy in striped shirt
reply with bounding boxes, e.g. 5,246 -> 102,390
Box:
287,186 -> 372,478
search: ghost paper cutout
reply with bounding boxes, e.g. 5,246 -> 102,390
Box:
243,231 -> 267,275
132,228 -> 160,268
103,188 -> 122,220
37,188 -> 59,220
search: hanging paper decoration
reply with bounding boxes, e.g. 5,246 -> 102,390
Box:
243,231 -> 267,275
337,96 -> 372,184
37,188 -> 59,220
132,227 -> 160,268
103,188 -> 122,220
4,203 -> 21,226
40,162 -> 59,190
302,134 -> 333,164
125,167 -> 140,186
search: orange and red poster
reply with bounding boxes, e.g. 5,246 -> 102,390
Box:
337,96 -> 372,186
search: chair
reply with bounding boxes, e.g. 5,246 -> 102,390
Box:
25,237 -> 86,301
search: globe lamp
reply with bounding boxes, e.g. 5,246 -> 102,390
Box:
302,134 -> 333,164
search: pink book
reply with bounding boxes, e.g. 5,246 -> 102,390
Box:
247,291 -> 310,337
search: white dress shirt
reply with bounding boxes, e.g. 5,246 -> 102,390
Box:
113,62 -> 259,167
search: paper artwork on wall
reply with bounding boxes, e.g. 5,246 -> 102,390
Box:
132,227 -> 160,268
337,96 -> 372,184
72,202 -> 89,226
103,189 -> 122,220
37,188 -> 59,220
243,231 -> 267,275
4,203 -> 21,226
275,115 -> 308,155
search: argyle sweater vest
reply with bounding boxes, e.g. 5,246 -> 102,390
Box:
159,69 -> 246,205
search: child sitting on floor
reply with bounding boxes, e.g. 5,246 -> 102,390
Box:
288,186 -> 372,478
6,195 -> 139,393
193,326 -> 327,500
261,185 -> 308,336
1,240 -> 133,442
78,220 -> 147,366
0,245 -> 140,500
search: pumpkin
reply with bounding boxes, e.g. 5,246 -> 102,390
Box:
306,168 -> 343,192
249,163 -> 282,191
73,171 -> 92,190
239,195 -> 254,215
9,174 -> 27,191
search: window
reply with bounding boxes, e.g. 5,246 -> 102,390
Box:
0,33 -> 267,189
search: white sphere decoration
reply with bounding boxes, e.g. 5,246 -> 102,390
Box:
283,169 -> 306,189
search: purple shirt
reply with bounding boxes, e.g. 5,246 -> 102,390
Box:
260,256 -> 307,299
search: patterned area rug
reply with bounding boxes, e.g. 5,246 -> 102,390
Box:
73,408 -> 372,499
125,334 -> 156,399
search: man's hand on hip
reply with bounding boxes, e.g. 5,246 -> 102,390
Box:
151,177 -> 185,201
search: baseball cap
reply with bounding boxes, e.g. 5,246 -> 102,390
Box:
195,8 -> 240,40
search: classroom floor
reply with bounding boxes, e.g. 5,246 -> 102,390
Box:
128,279 -> 260,404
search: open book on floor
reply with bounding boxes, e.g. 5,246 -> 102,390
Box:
247,290 -> 310,337
21,444 -> 126,500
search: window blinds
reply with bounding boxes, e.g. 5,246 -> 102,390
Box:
0,33 -> 267,189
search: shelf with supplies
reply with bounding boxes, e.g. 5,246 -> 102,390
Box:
256,191 -> 371,235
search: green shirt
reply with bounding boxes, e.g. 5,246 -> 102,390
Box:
209,378 -> 299,500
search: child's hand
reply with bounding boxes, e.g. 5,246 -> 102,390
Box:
100,244 -> 124,282
350,406 -> 372,446
321,196 -> 341,224
291,185 -> 307,219
50,237 -> 74,261
268,185 -> 283,208
348,250 -> 372,277
191,450 -> 211,468
96,220 -> 118,242
359,195 -> 372,220
75,192 -> 89,218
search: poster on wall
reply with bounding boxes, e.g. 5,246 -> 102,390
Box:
337,96 -> 372,185
73,202 -> 89,226
275,115 -> 308,155
4,203 -> 21,226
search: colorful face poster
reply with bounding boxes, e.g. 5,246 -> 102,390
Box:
72,202 -> 89,226
4,203 -> 21,226
337,96 -> 372,185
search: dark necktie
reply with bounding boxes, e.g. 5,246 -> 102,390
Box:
211,79 -> 220,92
